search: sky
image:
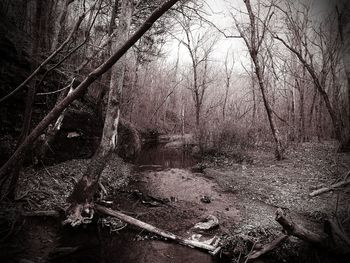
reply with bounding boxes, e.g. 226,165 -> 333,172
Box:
163,0 -> 341,74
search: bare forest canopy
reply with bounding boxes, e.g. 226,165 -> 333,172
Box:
1,0 -> 350,158
0,0 -> 349,141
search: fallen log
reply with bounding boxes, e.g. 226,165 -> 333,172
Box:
275,208 -> 327,244
309,179 -> 350,197
247,234 -> 288,261
95,204 -> 220,254
275,209 -> 350,255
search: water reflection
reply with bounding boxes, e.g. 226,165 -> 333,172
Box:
136,144 -> 196,169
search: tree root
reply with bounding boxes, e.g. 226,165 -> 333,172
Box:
63,202 -> 94,226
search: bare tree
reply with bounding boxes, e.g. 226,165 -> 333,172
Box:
223,49 -> 234,121
175,12 -> 218,147
274,2 -> 348,150
234,0 -> 284,160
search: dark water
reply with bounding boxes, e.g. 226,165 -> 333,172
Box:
135,143 -> 196,169
54,144 -> 219,263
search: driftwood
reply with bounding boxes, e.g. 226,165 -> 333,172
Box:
309,179 -> 350,197
247,234 -> 288,261
95,204 -> 221,254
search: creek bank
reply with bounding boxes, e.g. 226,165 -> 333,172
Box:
1,141 -> 349,263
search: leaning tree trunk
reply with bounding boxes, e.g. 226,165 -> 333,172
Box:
65,0 -> 134,226
254,59 -> 284,160
0,0 -> 181,198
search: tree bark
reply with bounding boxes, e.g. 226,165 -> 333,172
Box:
65,0 -> 134,226
296,75 -> 305,142
254,60 -> 284,160
0,0 -> 181,195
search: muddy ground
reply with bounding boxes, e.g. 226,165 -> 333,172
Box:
0,141 -> 349,263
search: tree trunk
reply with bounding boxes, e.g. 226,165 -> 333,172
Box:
308,88 -> 317,138
316,95 -> 323,142
5,0 -> 43,199
299,87 -> 305,142
0,0 -> 181,195
251,77 -> 256,126
239,0 -> 284,160
254,60 -> 284,160
290,86 -> 295,141
296,76 -> 305,142
65,0 -> 133,226
222,82 -> 229,122
336,5 -> 350,151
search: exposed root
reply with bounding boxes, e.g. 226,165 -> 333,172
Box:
63,202 -> 94,227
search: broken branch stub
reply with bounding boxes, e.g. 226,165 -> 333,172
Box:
275,208 -> 327,244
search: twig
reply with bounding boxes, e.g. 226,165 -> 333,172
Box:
37,84 -> 71,96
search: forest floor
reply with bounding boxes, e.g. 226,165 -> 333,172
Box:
0,141 -> 349,263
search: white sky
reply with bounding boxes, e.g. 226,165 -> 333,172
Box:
163,0 -> 340,74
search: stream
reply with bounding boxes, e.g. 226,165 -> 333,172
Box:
55,144 -> 238,263
110,144 -> 217,263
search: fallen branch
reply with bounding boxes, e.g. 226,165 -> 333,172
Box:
95,204 -> 220,254
309,179 -> 350,197
247,234 -> 288,261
